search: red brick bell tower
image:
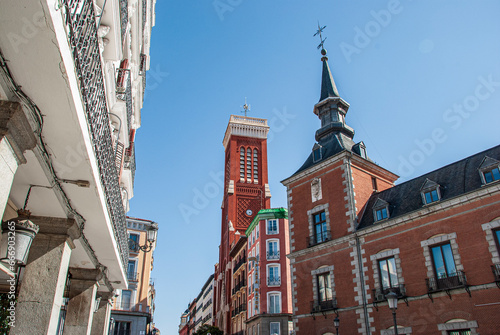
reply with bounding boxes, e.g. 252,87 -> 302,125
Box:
214,114 -> 271,333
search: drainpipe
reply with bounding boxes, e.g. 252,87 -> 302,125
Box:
346,154 -> 371,335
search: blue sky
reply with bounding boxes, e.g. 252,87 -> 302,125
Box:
128,1 -> 500,333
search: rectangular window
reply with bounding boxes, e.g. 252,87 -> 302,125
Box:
114,321 -> 131,335
128,233 -> 139,251
484,167 -> 500,183
378,257 -> 398,290
121,290 -> 132,310
424,189 -> 439,204
495,229 -> 500,251
317,272 -> 332,303
448,330 -> 471,335
313,211 -> 328,243
267,219 -> 278,235
371,177 -> 378,191
313,148 -> 321,162
127,260 -> 136,281
270,322 -> 281,335
268,265 -> 280,286
431,243 -> 457,279
375,207 -> 388,221
267,240 -> 279,260
269,294 -> 281,313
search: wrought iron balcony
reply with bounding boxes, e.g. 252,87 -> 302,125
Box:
310,298 -> 337,313
372,284 -> 406,303
233,256 -> 246,273
426,271 -> 468,293
119,0 -> 128,43
267,276 -> 281,286
232,280 -> 247,295
116,68 -> 133,132
127,271 -> 138,282
124,143 -> 136,186
267,250 -> 280,260
62,0 -> 128,270
128,238 -> 139,252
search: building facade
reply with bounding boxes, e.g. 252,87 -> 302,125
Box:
246,208 -> 293,335
214,115 -> 272,334
282,48 -> 500,334
0,0 -> 155,333
111,217 -> 158,335
197,274 -> 215,331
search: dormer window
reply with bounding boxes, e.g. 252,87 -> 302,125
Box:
420,179 -> 441,205
478,156 -> 500,185
312,143 -> 322,163
353,141 -> 367,159
373,198 -> 389,222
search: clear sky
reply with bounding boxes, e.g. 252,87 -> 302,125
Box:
128,1 -> 500,333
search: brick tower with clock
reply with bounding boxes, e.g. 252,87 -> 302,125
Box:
214,114 -> 272,333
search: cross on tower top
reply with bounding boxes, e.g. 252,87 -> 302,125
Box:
314,22 -> 327,52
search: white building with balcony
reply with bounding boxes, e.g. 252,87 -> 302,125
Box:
0,0 -> 156,333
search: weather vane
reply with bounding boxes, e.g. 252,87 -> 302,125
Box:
241,97 -> 251,117
314,22 -> 327,52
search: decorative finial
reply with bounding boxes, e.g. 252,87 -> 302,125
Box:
314,22 -> 328,60
241,97 -> 251,117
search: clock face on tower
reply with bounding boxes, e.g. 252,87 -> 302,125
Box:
246,209 -> 253,216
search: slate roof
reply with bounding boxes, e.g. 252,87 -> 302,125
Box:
319,57 -> 340,101
357,144 -> 500,230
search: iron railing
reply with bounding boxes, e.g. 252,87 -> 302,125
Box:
142,0 -> 147,32
62,0 -> 128,270
127,271 -> 138,282
233,256 -> 246,272
124,143 -> 136,186
119,0 -> 128,44
116,68 -> 133,132
267,250 -> 280,260
267,276 -> 281,286
232,280 -> 246,295
426,271 -> 467,292
307,230 -> 331,247
372,284 -> 406,303
311,298 -> 337,313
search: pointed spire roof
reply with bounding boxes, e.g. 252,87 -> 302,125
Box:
319,50 -> 340,101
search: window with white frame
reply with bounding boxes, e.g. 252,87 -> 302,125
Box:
478,156 -> 500,184
127,259 -> 137,281
129,233 -> 140,252
267,264 -> 280,286
372,198 -> 389,222
268,292 -> 281,314
420,179 -> 441,205
438,319 -> 478,335
267,219 -> 278,235
255,242 -> 259,260
270,322 -> 280,335
421,234 -> 465,292
267,240 -> 279,260
370,248 -> 405,302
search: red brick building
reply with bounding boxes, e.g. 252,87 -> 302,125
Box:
281,48 -> 500,334
246,208 -> 293,335
214,115 -> 272,334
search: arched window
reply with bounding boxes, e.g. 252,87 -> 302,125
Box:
240,147 -> 245,180
253,149 -> 259,182
246,148 -> 252,182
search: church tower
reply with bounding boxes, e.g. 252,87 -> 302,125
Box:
215,113 -> 271,333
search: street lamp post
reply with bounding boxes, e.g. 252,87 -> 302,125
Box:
386,291 -> 398,335
333,316 -> 339,335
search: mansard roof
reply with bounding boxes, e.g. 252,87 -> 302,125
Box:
292,132 -> 366,176
357,144 -> 500,230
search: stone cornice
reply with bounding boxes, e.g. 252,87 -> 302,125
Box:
222,115 -> 269,149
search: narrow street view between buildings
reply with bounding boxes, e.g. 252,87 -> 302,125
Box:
0,1 -> 499,335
